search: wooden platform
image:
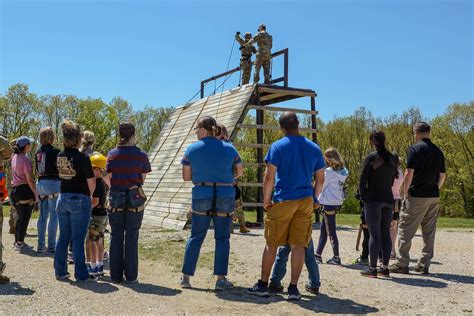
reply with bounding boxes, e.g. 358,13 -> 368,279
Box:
143,84 -> 317,229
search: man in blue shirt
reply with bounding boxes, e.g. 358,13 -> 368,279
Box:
249,112 -> 325,300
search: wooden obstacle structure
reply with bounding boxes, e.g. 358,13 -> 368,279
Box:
143,49 -> 319,229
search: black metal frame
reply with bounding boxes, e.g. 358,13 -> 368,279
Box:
200,48 -> 289,99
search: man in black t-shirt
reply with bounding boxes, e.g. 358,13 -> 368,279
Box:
390,122 -> 446,275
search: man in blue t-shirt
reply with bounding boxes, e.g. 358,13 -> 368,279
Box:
248,112 -> 325,300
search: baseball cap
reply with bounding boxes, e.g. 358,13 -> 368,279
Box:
16,136 -> 34,148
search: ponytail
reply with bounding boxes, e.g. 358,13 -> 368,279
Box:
369,131 -> 390,164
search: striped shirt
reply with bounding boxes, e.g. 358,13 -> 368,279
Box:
106,145 -> 151,191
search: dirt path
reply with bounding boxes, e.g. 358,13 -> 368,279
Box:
1,220 -> 473,315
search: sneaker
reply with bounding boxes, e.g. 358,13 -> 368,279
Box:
46,248 -> 55,254
268,282 -> 284,294
247,280 -> 269,297
353,256 -> 369,266
77,275 -> 98,283
67,252 -> 74,264
390,252 -> 397,260
56,272 -> 71,280
125,279 -> 138,284
215,278 -> 234,291
326,256 -> 341,265
413,263 -> 429,275
389,263 -> 409,274
13,242 -> 34,251
97,265 -> 104,276
315,254 -> 323,264
37,246 -> 47,253
377,267 -> 390,278
180,277 -> 191,288
305,283 -> 320,295
89,266 -> 100,276
287,285 -> 301,301
360,267 -> 377,278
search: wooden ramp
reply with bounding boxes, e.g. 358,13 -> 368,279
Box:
142,84 -> 256,229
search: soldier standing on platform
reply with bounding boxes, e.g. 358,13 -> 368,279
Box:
247,24 -> 273,84
235,32 -> 257,85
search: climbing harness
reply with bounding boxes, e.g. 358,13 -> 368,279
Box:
192,182 -> 235,218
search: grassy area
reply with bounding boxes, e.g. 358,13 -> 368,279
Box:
244,211 -> 474,229
2,205 -> 39,219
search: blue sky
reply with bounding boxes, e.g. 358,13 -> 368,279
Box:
1,0 -> 472,121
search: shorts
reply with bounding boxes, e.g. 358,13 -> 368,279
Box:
88,215 -> 108,241
264,196 -> 313,247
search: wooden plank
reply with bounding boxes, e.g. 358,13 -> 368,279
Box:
247,105 -> 318,115
258,86 -> 316,98
236,124 -> 318,133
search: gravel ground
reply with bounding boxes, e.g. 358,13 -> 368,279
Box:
1,220 -> 473,315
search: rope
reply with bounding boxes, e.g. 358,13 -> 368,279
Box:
160,95 -> 212,228
216,39 -> 236,120
144,82 -> 208,211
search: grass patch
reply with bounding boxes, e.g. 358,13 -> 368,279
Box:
2,205 -> 39,219
244,211 -> 474,229
138,238 -> 214,272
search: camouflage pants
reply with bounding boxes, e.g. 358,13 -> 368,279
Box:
254,55 -> 271,83
9,200 -> 18,234
234,198 -> 246,224
240,58 -> 252,85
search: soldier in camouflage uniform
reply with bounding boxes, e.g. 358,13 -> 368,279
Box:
0,135 -> 13,284
246,24 -> 273,84
235,32 -> 257,85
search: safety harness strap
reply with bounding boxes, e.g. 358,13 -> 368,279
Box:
39,193 -> 59,201
16,199 -> 35,206
192,210 -> 234,218
193,182 -> 234,187
109,205 -> 144,213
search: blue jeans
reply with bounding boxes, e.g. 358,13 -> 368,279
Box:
108,210 -> 144,282
270,239 -> 321,288
182,197 -> 234,276
54,193 -> 91,281
36,179 -> 60,249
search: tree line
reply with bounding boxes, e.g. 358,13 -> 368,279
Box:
1,83 -> 472,218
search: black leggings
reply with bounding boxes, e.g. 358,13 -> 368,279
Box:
11,184 -> 35,243
364,201 -> 393,268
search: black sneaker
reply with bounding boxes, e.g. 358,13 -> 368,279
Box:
268,282 -> 284,293
248,280 -> 269,297
77,275 -> 98,283
413,263 -> 429,275
326,256 -> 341,265
389,263 -> 409,274
377,267 -> 390,278
287,285 -> 301,301
305,283 -> 320,295
360,267 -> 377,278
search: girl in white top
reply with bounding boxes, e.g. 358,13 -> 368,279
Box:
315,147 -> 349,265
390,154 -> 404,258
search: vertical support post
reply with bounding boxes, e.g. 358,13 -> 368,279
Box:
311,96 -> 320,223
256,89 -> 264,223
284,49 -> 289,87
200,81 -> 205,99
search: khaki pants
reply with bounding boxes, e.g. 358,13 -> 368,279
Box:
397,196 -> 439,268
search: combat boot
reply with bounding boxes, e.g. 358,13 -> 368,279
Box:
0,275 -> 10,284
239,223 -> 250,234
9,224 -> 15,235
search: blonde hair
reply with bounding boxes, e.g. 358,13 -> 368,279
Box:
81,131 -> 96,150
39,127 -> 55,146
61,120 -> 82,148
324,147 -> 345,170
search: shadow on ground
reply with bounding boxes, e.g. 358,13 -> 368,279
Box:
124,282 -> 182,296
214,287 -> 379,314
0,282 -> 36,296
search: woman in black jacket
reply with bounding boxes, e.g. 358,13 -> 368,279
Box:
359,131 -> 397,278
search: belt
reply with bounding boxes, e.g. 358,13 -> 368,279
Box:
39,193 -> 59,201
192,210 -> 234,218
16,199 -> 35,206
109,205 -> 144,213
193,182 -> 234,187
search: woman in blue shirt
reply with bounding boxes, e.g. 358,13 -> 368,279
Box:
180,116 -> 243,291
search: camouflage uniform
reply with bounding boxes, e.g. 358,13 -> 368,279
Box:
235,32 -> 257,85
247,26 -> 273,83
0,135 -> 13,283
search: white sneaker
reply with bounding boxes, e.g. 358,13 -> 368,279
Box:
180,277 -> 191,288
